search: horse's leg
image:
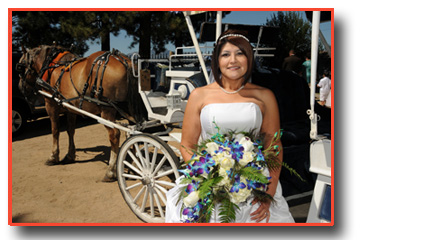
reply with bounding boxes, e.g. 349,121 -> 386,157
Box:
45,99 -> 61,165
62,112 -> 77,163
101,108 -> 120,182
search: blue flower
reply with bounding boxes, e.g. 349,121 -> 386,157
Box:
187,155 -> 216,177
256,149 -> 265,161
182,199 -> 206,222
230,141 -> 244,161
229,174 -> 246,193
246,179 -> 264,190
185,180 -> 200,194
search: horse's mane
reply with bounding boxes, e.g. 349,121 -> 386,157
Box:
37,45 -> 74,60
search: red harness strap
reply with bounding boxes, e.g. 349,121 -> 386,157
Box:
41,51 -> 71,82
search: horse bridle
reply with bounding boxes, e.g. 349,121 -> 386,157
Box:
16,50 -> 40,97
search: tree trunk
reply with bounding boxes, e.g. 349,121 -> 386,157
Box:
139,14 -> 151,59
101,31 -> 110,51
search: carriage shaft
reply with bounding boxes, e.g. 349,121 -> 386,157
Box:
38,90 -> 139,134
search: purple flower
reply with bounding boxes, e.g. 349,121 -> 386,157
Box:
256,149 -> 265,161
185,180 -> 199,194
230,174 -> 246,193
231,141 -> 244,161
246,179 -> 264,190
188,155 -> 216,177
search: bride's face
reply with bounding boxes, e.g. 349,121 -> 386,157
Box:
218,42 -> 248,82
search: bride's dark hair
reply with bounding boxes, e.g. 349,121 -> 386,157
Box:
211,29 -> 254,87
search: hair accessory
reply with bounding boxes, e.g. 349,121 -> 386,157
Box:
217,34 -> 250,43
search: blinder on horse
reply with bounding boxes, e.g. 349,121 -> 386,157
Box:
16,51 -> 40,100
16,45 -> 146,181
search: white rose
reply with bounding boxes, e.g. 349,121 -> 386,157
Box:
239,151 -> 254,167
220,156 -> 235,169
231,187 -> 252,204
200,172 -> 208,179
215,167 -> 230,186
218,176 -> 231,187
183,191 -> 200,207
239,137 -> 254,152
233,133 -> 245,143
212,154 -> 222,165
205,142 -> 219,156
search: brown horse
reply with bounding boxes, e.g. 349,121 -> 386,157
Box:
17,45 -> 146,182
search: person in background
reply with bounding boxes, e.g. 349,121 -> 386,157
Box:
317,70 -> 331,106
302,52 -> 311,85
282,49 -> 303,74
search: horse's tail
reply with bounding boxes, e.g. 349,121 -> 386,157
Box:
126,66 -> 148,124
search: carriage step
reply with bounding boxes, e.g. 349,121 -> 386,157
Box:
169,132 -> 182,142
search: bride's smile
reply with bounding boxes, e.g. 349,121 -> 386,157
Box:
219,42 -> 248,84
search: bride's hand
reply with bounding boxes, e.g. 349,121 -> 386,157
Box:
250,199 -> 271,223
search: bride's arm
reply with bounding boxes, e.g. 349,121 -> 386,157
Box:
180,88 -> 203,163
261,89 -> 282,198
251,88 -> 282,222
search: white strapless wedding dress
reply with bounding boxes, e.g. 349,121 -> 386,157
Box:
165,102 -> 295,223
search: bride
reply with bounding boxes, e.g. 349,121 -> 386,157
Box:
165,29 -> 295,223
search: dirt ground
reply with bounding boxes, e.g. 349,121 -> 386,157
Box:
11,115 -> 309,224
11,116 -> 143,224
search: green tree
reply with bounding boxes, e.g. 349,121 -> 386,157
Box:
116,11 -> 163,59
60,11 -> 122,53
265,11 -> 312,68
12,11 -> 88,55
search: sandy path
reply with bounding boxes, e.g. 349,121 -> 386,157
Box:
11,116 -> 142,223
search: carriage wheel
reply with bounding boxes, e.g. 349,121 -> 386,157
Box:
117,133 -> 180,223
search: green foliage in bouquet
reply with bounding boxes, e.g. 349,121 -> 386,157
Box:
177,122 -> 303,223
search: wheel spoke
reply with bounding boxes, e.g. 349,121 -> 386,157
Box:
122,173 -> 142,180
150,146 -> 158,173
144,143 -> 151,168
152,156 -> 167,175
132,185 -> 146,203
153,188 -> 165,218
127,149 -> 144,172
140,187 -> 149,212
126,181 -> 143,191
154,168 -> 174,179
154,180 -> 176,188
149,187 -> 155,218
134,143 -> 147,169
13,117 -> 22,125
154,185 -> 167,204
124,159 -> 143,176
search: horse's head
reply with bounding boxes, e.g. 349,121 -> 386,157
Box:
16,46 -> 41,102
16,45 -> 67,101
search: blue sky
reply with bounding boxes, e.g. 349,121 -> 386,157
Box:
85,11 -> 332,56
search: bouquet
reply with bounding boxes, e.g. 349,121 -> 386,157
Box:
178,123 -> 289,223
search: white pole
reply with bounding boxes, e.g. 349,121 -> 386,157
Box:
216,11 -> 222,41
309,11 -> 321,140
38,90 -> 138,134
183,13 -> 210,85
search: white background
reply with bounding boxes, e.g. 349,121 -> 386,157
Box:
3,1 -> 429,239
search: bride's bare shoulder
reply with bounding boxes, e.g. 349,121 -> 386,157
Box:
246,83 -> 276,105
247,83 -> 273,95
188,83 -> 218,102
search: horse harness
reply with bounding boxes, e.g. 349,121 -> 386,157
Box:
20,47 -> 132,120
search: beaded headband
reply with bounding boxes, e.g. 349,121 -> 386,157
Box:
217,34 -> 250,43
